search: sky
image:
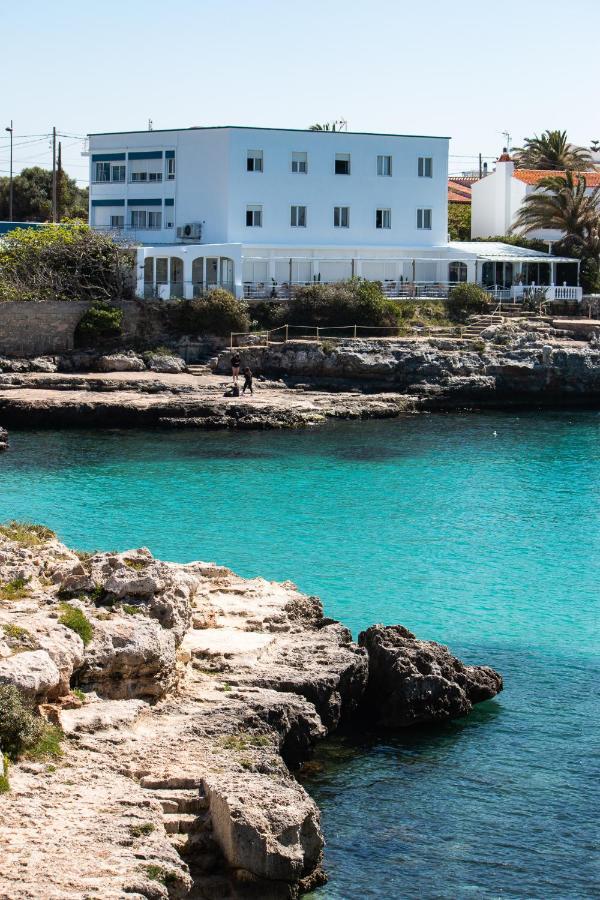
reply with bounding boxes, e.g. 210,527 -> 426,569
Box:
1,0 -> 599,185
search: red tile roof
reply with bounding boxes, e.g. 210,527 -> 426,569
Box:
448,179 -> 472,204
514,169 -> 600,186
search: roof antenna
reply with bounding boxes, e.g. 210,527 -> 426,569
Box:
502,131 -> 511,153
148,119 -> 153,131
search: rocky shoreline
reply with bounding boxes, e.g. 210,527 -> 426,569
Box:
0,323 -> 598,434
0,527 -> 502,899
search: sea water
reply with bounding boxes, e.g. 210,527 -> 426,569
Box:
1,413 -> 598,899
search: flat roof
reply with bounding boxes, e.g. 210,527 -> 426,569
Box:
88,125 -> 450,140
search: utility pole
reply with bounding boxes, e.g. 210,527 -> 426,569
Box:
56,141 -> 62,223
4,120 -> 13,221
51,126 -> 57,223
479,152 -> 482,178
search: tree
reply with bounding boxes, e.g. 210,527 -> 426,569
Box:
0,166 -> 88,222
512,130 -> 592,171
0,224 -> 135,302
511,172 -> 600,292
448,203 -> 471,241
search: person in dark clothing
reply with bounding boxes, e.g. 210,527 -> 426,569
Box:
231,352 -> 241,385
242,366 -> 254,395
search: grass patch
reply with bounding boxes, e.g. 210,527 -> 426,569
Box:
0,521 -> 55,548
144,865 -> 178,886
121,604 -> 142,616
130,822 -> 155,838
3,623 -> 30,639
72,688 -> 87,703
24,724 -> 64,760
0,753 -> 10,793
58,603 -> 94,646
124,558 -> 148,571
219,732 -> 271,752
0,577 -> 31,601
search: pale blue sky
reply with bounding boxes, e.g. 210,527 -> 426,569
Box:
2,0 -> 598,184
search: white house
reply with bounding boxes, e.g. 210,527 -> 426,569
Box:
86,127 -> 581,301
471,151 -> 600,244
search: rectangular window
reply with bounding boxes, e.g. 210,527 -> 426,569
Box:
166,157 -> 175,180
111,164 -> 125,183
290,205 -> 307,227
246,205 -> 262,227
109,215 -> 124,229
417,208 -> 432,230
94,162 -> 110,182
148,211 -> 162,229
376,208 -> 391,229
418,157 -> 433,178
291,151 -> 307,173
130,210 -> 147,228
130,166 -> 162,183
333,206 -> 349,228
335,153 -> 351,175
247,150 -> 263,172
377,155 -> 392,177
155,258 -> 168,284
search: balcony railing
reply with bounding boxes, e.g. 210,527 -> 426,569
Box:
143,280 -> 234,300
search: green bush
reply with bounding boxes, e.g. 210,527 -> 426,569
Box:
447,283 -> 490,322
0,521 -> 55,547
250,301 -> 288,330
177,289 -> 251,336
0,224 -> 135,303
0,753 -> 10,792
74,302 -> 123,347
0,684 -> 45,759
58,603 -> 94,646
288,279 -> 400,329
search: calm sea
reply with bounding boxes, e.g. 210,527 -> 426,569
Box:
1,414 -> 598,899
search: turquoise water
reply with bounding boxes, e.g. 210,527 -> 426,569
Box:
1,414 -> 599,898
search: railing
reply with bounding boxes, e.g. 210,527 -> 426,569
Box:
143,280 -> 234,300
230,322 -> 463,348
243,280 -> 459,300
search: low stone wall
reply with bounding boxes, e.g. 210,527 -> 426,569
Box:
0,299 -> 226,360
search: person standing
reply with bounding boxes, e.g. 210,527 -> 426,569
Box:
242,366 -> 254,395
231,351 -> 241,385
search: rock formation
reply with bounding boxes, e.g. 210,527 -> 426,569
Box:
358,624 -> 503,728
0,528 -> 502,899
0,425 -> 7,450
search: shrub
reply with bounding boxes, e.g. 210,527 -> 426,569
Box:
0,684 -> 44,759
58,603 -> 94,646
130,822 -> 155,838
24,724 -> 63,760
288,279 -> 400,329
250,301 -> 287,331
0,521 -> 55,547
0,753 -> 10,792
0,577 -> 31,601
177,289 -> 251,336
447,283 -> 490,322
74,302 -> 123,347
0,224 -> 135,303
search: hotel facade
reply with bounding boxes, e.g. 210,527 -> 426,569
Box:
87,126 -> 581,302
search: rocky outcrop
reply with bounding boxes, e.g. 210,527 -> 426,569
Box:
0,530 -> 502,899
97,351 -> 146,372
358,624 -> 503,728
0,425 -> 7,450
146,353 -> 188,374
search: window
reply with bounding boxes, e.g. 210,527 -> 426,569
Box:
376,208 -> 391,229
94,162 -> 110,182
111,164 -> 125,183
148,211 -> 162,229
290,205 -> 307,227
377,155 -> 392,177
417,208 -> 432,230
130,210 -> 147,228
291,151 -> 307,173
130,166 -> 162,183
333,206 -> 349,228
155,258 -> 168,284
247,150 -> 263,172
335,153 -> 351,175
418,157 -> 433,178
246,205 -> 262,227
166,157 -> 175,180
109,215 -> 124,229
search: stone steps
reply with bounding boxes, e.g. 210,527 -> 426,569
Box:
140,774 -> 204,790
146,789 -> 209,815
164,813 -> 205,835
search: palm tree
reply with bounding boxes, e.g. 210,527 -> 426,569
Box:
512,130 -> 592,171
309,121 -> 346,132
511,172 -> 600,291
512,172 -> 600,239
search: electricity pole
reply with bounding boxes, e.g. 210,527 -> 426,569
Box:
4,120 -> 13,221
52,126 -> 57,223
57,141 -> 62,223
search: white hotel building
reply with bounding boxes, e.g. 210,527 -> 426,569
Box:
87,126 -> 580,301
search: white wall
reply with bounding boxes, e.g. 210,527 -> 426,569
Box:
89,126 -> 449,249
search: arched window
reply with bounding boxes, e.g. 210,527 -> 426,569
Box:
170,257 -> 183,297
449,261 -> 468,283
192,258 -> 204,297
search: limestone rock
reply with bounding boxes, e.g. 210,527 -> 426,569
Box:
96,352 -> 145,372
0,649 -> 61,701
58,698 -> 148,734
146,354 -> 188,374
358,624 -> 503,727
0,426 -> 7,450
77,617 -> 176,700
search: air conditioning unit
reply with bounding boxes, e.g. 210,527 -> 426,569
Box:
177,223 -> 202,240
